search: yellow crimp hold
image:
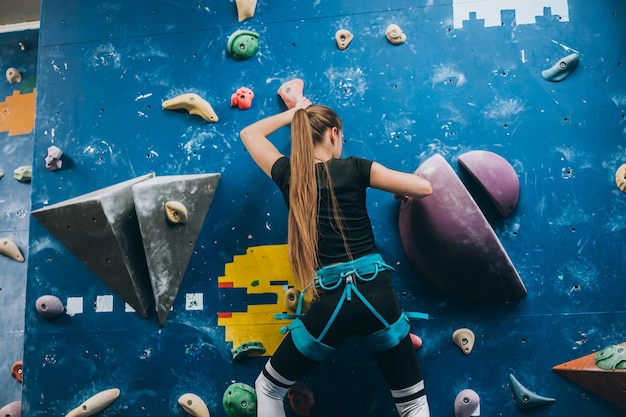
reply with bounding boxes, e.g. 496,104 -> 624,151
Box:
218,244 -> 305,356
162,93 -> 218,123
0,89 -> 36,136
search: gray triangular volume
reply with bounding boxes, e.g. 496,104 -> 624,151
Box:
31,173 -> 156,317
132,173 -> 220,325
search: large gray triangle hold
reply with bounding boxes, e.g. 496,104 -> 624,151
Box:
31,173 -> 156,318
131,173 -> 220,326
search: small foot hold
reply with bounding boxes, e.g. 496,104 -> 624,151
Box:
222,383 -> 256,417
231,341 -> 266,361
277,79 -> 304,109
0,401 -> 21,417
385,24 -> 406,45
284,287 -> 310,314
13,166 -> 32,182
454,389 -> 480,417
0,238 -> 25,262
6,67 -> 22,84
66,388 -> 120,417
452,328 -> 475,355
409,333 -> 423,349
288,384 -> 315,417
11,361 -> 22,383
235,0 -> 257,22
162,93 -> 218,123
36,295 -> 65,319
509,374 -> 555,410
227,30 -> 260,60
45,146 -> 63,171
615,164 -> 626,193
541,53 -> 579,82
231,87 -> 254,110
178,393 -> 210,417
335,29 -> 353,50
165,201 -> 189,224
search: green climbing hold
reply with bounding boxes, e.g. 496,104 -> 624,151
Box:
223,382 -> 257,417
231,341 -> 266,361
13,165 -> 32,182
227,30 -> 259,60
595,344 -> 626,370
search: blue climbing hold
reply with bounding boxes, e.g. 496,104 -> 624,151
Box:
509,374 -> 556,410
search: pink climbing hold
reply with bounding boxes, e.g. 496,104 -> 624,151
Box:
45,145 -> 63,171
231,87 -> 254,110
454,389 -> 480,417
398,154 -> 526,304
0,401 -> 21,417
457,150 -> 520,217
410,333 -> 423,349
35,295 -> 65,319
277,79 -> 304,109
288,383 -> 315,416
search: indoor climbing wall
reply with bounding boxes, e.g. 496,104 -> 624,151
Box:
0,27 -> 37,411
19,0 -> 626,416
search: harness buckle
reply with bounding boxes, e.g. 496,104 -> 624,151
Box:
345,274 -> 355,301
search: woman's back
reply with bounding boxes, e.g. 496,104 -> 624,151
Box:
271,156 -> 379,266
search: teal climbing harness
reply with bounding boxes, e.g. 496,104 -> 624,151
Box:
276,253 -> 428,361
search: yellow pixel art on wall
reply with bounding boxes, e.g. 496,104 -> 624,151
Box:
218,244 -> 305,356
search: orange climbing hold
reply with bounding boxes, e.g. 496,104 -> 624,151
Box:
553,341 -> 626,411
11,361 -> 23,383
0,89 -> 36,136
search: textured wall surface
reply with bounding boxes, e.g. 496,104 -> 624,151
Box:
18,1 -> 626,416
0,27 -> 37,409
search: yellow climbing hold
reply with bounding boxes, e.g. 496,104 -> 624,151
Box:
65,388 -> 120,417
0,238 -> 25,262
162,93 -> 218,123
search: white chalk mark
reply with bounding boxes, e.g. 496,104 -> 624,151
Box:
95,295 -> 114,312
135,93 -> 153,101
185,293 -> 204,310
66,297 -> 83,316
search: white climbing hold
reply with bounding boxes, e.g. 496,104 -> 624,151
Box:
65,388 -> 120,417
335,29 -> 353,50
452,328 -> 475,355
385,24 -> 406,45
6,67 -> 22,83
178,393 -> 211,417
235,0 -> 257,22
0,238 -> 25,262
165,200 -> 189,224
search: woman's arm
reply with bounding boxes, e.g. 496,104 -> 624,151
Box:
240,97 -> 312,177
369,161 -> 433,199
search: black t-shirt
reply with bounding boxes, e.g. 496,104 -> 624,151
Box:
271,156 -> 379,266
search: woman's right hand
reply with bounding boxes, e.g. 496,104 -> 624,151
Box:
292,96 -> 312,112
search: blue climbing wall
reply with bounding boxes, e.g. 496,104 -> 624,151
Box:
0,27 -> 37,409
22,0 -> 626,416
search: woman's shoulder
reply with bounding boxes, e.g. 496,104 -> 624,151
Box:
270,156 -> 290,182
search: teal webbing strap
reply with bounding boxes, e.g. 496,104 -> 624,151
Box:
275,254 -> 430,360
286,318 -> 335,362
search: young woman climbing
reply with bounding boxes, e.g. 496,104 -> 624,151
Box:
240,96 -> 433,417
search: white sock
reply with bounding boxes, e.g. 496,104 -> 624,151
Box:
255,361 -> 294,417
391,381 -> 430,417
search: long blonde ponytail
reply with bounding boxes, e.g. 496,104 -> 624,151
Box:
288,109 -> 319,294
288,105 -> 344,297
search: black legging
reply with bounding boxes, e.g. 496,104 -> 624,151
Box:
269,270 -> 424,390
